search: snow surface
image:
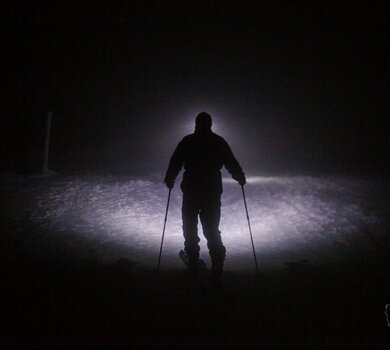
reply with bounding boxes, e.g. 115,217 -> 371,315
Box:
2,173 -> 389,271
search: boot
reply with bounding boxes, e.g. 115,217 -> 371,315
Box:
180,249 -> 200,277
210,260 -> 224,280
188,257 -> 199,277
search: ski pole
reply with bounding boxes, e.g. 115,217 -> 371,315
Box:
157,188 -> 172,273
241,185 -> 260,279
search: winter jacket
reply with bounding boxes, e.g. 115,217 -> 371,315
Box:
164,130 -> 245,195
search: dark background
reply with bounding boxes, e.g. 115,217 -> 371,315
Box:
2,1 -> 388,175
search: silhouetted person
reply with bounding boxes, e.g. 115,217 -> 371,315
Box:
164,112 -> 246,279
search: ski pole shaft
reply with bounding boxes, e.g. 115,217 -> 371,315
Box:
241,185 -> 260,278
157,188 -> 172,273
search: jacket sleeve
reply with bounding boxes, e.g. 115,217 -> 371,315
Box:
164,139 -> 186,183
222,139 -> 246,183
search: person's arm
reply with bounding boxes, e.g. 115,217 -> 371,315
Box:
223,139 -> 246,186
164,139 -> 186,188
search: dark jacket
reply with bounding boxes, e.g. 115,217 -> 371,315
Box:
164,130 -> 245,194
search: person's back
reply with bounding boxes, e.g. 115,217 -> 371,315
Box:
165,113 -> 245,195
164,112 -> 245,279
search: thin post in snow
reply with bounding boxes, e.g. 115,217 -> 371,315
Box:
43,111 -> 53,172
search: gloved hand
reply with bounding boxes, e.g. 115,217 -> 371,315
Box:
164,178 -> 174,189
233,173 -> 246,186
238,176 -> 246,186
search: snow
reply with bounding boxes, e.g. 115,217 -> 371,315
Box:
2,173 -> 388,271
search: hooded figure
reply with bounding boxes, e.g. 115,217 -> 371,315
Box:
164,112 -> 246,279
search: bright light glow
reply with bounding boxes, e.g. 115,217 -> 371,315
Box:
223,176 -> 290,184
26,175 -> 386,272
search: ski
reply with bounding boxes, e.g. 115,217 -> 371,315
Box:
179,249 -> 208,273
179,249 -> 210,299
179,250 -> 236,306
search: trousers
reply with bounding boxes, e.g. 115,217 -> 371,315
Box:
182,190 -> 226,264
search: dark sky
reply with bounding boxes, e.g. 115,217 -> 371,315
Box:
3,1 -> 388,175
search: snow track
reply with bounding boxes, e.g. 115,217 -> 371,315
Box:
2,173 -> 388,271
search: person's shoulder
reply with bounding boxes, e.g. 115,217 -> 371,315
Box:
178,134 -> 194,145
212,132 -> 228,144
181,134 -> 194,142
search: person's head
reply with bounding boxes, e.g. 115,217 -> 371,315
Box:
195,112 -> 212,133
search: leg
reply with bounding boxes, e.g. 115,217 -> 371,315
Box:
182,192 -> 201,262
199,195 -> 226,276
